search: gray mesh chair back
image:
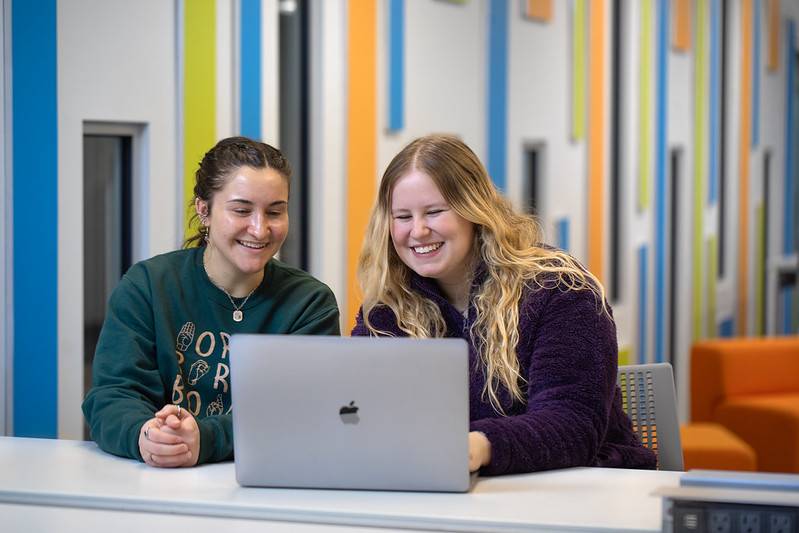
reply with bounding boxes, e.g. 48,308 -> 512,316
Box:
617,362 -> 684,471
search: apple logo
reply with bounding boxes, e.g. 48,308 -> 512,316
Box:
339,401 -> 360,424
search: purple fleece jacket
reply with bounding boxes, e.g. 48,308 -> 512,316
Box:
352,270 -> 657,476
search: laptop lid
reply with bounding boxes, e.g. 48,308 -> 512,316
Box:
230,334 -> 471,492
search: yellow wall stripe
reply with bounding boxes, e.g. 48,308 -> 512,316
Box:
638,0 -> 652,211
347,1 -> 377,332
588,0 -> 606,282
738,0 -> 753,334
692,0 -> 707,340
184,0 -> 217,237
572,0 -> 586,141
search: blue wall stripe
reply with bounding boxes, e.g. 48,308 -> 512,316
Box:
782,286 -> 795,335
784,21 -> 796,255
654,0 -> 669,364
708,0 -> 720,204
487,0 -> 508,190
637,246 -> 648,364
387,0 -> 404,132
12,0 -> 59,437
719,317 -> 735,338
240,0 -> 262,140
556,218 -> 570,252
752,0 -> 761,147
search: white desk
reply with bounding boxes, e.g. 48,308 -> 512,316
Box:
0,436 -> 680,532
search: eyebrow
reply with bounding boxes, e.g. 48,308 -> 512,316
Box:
391,203 -> 448,212
227,198 -> 288,207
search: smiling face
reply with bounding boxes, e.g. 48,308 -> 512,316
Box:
389,169 -> 476,291
196,165 -> 289,294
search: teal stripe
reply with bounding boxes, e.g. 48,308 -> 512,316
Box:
240,0 -> 262,139
12,0 -> 59,437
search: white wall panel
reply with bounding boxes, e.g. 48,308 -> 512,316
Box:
377,0 -> 486,179
57,0 -> 178,438
309,0 -> 347,328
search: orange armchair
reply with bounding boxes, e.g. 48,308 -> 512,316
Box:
691,337 -> 799,473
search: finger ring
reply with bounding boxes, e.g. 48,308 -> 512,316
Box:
176,405 -> 182,418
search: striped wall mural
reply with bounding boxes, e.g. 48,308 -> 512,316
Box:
388,0 -> 405,132
654,0 -> 669,363
588,0 -> 607,285
346,0 -> 377,330
487,0 -> 508,190
785,20 -> 797,257
738,0 -> 754,335
240,0 -> 263,140
693,0 -> 706,341
5,1 -> 799,437
11,0 -> 59,437
572,0 -> 586,141
708,0 -> 720,204
638,0 -> 653,211
183,0 -> 216,233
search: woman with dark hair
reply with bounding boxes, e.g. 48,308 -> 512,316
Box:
353,135 -> 655,475
83,137 -> 340,467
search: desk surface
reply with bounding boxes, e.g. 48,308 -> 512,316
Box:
0,436 -> 680,532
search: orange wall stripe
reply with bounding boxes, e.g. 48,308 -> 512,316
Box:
346,0 -> 377,333
738,0 -> 753,334
768,0 -> 780,71
588,0 -> 606,283
673,0 -> 691,52
526,0 -> 553,22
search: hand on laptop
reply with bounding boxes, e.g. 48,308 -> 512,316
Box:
137,405 -> 200,468
468,431 -> 492,472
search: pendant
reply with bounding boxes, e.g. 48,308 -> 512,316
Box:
233,310 -> 243,322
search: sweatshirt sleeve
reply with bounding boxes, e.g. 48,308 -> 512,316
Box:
290,285 -> 341,335
470,286 -> 619,475
82,266 -> 165,462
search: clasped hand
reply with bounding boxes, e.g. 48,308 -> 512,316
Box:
138,405 -> 200,468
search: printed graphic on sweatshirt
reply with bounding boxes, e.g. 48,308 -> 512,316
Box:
172,326 -> 233,418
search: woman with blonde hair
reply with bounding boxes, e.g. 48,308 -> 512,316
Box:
353,135 -> 656,475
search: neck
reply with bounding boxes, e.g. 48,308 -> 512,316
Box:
202,247 -> 264,297
436,275 -> 472,314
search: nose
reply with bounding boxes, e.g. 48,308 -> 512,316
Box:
249,214 -> 269,240
410,216 -> 430,240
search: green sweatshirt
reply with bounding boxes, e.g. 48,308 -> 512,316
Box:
82,247 -> 340,464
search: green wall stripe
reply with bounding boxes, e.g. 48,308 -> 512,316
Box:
692,0 -> 707,340
183,0 -> 217,235
571,0 -> 585,141
638,0 -> 652,211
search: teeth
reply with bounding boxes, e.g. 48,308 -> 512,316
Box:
239,240 -> 267,249
412,243 -> 442,254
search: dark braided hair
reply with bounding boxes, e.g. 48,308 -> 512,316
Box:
184,136 -> 292,248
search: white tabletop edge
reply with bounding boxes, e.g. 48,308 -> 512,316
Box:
0,488 -> 652,533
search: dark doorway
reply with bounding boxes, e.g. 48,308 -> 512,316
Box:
278,0 -> 310,269
668,148 -> 681,369
523,143 -> 544,216
83,134 -> 133,438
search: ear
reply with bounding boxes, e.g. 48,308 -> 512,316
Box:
195,197 -> 209,224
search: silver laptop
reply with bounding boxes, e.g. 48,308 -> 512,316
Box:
229,334 -> 471,492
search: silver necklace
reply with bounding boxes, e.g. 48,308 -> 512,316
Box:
203,262 -> 258,322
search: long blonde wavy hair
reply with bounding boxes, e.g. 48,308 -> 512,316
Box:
358,135 -> 608,413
